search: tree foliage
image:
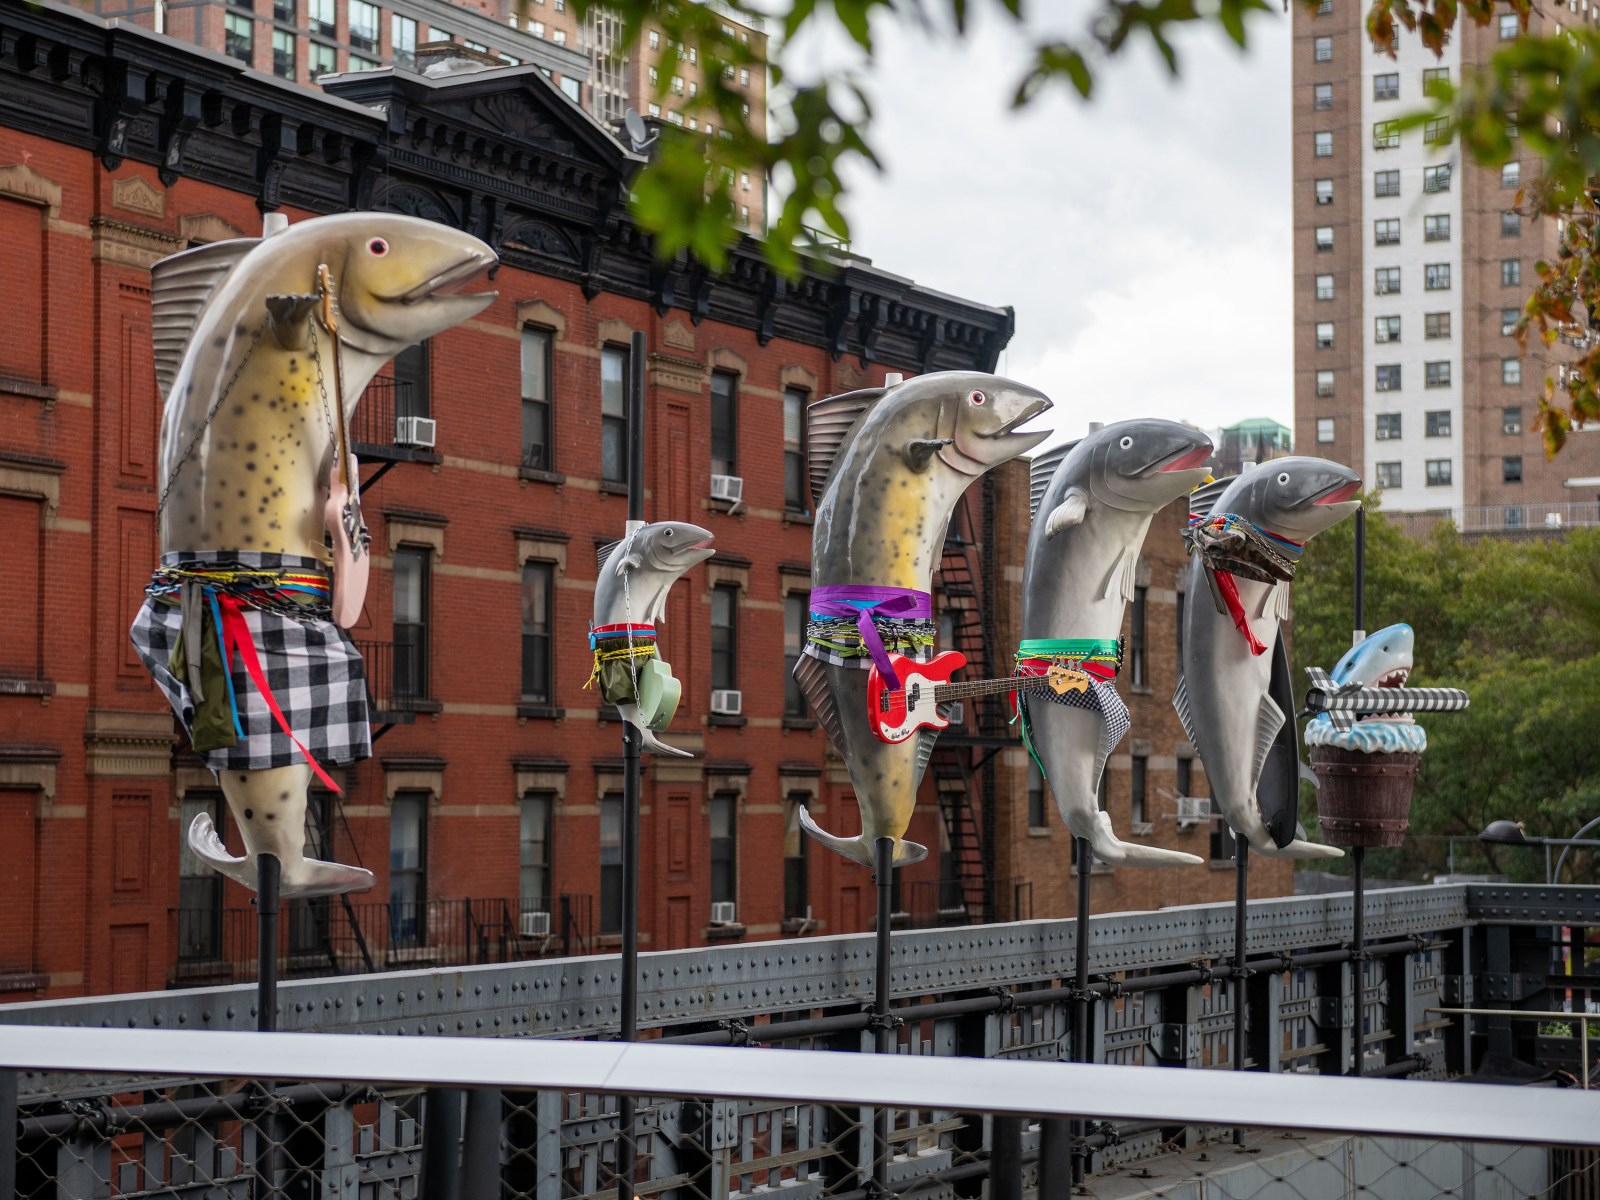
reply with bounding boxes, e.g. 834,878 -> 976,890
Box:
1292,499 -> 1600,882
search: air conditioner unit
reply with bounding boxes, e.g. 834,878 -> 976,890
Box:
1176,795 -> 1211,829
710,474 -> 744,504
1545,511 -> 1564,528
395,416 -> 437,449
710,689 -> 743,716
519,910 -> 551,938
710,900 -> 737,926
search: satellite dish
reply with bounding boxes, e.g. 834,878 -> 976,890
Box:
622,108 -> 657,152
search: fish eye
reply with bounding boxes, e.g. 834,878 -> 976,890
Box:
1119,436 -> 1133,450
368,238 -> 389,256
1277,472 -> 1291,485
968,390 -> 987,406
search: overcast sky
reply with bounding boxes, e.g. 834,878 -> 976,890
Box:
783,6 -> 1293,446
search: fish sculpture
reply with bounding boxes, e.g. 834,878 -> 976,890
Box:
1173,457 -> 1361,858
794,371 -> 1052,867
590,521 -> 716,756
1019,420 -> 1215,866
1304,623 -> 1469,750
130,213 -> 497,897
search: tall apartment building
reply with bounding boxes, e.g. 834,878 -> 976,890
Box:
1292,1 -> 1600,533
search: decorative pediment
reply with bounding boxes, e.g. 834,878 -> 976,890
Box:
378,182 -> 459,228
469,90 -> 575,158
502,219 -> 577,263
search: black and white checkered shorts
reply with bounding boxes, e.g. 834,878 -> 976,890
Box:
129,550 -> 372,772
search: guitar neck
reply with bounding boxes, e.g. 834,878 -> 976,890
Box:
931,673 -> 1069,703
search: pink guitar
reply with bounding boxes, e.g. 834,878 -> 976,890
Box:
867,651 -> 1085,744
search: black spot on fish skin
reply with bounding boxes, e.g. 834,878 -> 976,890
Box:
239,775 -> 248,783
246,462 -> 257,471
244,808 -> 253,819
212,335 -> 227,348
266,812 -> 276,820
289,360 -> 299,374
279,791 -> 290,801
233,405 -> 244,416
247,442 -> 257,452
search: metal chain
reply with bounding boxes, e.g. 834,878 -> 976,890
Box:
306,321 -> 342,454
155,317 -> 270,520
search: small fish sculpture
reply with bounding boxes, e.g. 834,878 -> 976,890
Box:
1019,419 -> 1214,866
794,372 -> 1052,868
591,521 -> 716,756
130,213 -> 497,897
1173,458 -> 1360,858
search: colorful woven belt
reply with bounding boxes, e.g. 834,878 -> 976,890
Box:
804,585 -> 933,685
1014,637 -> 1123,683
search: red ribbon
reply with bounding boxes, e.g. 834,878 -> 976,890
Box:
217,594 -> 343,792
1211,569 -> 1268,656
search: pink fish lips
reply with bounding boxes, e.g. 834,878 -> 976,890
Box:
1157,445 -> 1213,472
1314,481 -> 1362,505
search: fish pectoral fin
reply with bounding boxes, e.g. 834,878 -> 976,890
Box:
1298,758 -> 1319,789
264,293 -> 321,350
1252,692 -> 1287,793
1102,545 -> 1139,602
893,839 -> 930,867
904,438 -> 955,472
797,806 -> 876,868
1044,488 -> 1088,538
1256,582 -> 1291,622
186,811 -> 258,890
1172,676 -> 1200,753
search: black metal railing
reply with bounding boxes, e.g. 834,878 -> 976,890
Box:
351,376 -> 425,452
898,876 -> 1031,929
355,640 -> 421,713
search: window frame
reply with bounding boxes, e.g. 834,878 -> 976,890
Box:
1425,312 -> 1451,340
519,791 -> 553,917
393,545 -> 431,704
389,790 -> 430,948
1316,416 -> 1336,443
710,791 -> 738,907
1425,458 -> 1453,487
710,369 -> 739,478
520,560 -> 554,705
711,583 -> 739,693
1374,169 -> 1400,198
1425,410 -> 1452,438
600,343 -> 630,486
520,325 -> 554,473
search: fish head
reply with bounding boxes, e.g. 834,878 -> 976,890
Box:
1331,623 -> 1414,688
1087,419 -> 1215,511
619,521 -> 716,578
903,372 -> 1053,476
1238,457 -> 1362,541
293,213 -> 498,356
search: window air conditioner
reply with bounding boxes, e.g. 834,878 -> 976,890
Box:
395,416 -> 438,449
710,689 -> 743,716
710,474 -> 744,504
710,901 -> 737,926
1176,795 -> 1211,829
519,910 -> 551,938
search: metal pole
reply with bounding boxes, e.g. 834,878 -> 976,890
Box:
990,1115 -> 1023,1200
460,1088 -> 502,1199
1233,834 -> 1248,1074
1070,834 -> 1093,1186
421,1090 -> 464,1200
1552,815 -> 1600,883
1351,844 -> 1366,1076
873,835 -> 894,1196
0,1069 -> 17,1200
615,330 -> 647,1200
257,853 -> 280,1033
1352,505 -> 1366,642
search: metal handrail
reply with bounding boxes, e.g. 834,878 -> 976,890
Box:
1427,1007 -> 1597,1089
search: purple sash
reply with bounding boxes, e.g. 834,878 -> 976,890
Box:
808,585 -> 932,685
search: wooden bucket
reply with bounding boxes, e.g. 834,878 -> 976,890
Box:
1308,747 -> 1419,848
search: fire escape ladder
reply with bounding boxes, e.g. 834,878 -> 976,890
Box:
931,750 -> 987,924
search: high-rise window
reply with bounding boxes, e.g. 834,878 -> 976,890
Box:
1423,164 -> 1451,192
1315,274 -> 1334,300
393,546 -> 430,703
1499,11 -> 1519,37
1424,117 -> 1450,144
1313,83 -> 1333,110
599,793 -> 622,934
1502,161 -> 1521,188
1425,312 -> 1451,339
1503,456 -> 1523,483
601,344 -> 629,485
1177,757 -> 1194,799
1376,412 -> 1402,440
310,41 -> 336,79
1374,169 -> 1400,197
1375,267 -> 1400,294
1502,358 -> 1522,385
1425,361 -> 1451,388
1502,407 -> 1523,435
390,791 -> 428,947
1376,365 -> 1402,392
1425,459 -> 1453,486
224,13 -> 253,62
1376,461 -> 1403,489
783,592 -> 808,717
1501,259 -> 1522,286
1315,370 -> 1334,397
1425,263 -> 1451,290
1131,756 -> 1148,826
1424,214 -> 1450,241
783,794 -> 809,920
1315,322 -> 1335,349
1313,36 -> 1332,61
1315,226 -> 1334,251
1501,309 -> 1520,336
177,791 -> 225,962
1373,72 -> 1398,99
1129,585 -> 1147,688
521,326 -> 552,471
1315,178 -> 1334,205
521,561 -> 553,704
1314,131 -> 1333,157
1372,120 -> 1400,149
1422,66 -> 1449,91
710,370 -> 738,477
711,584 -> 738,692
520,792 -> 552,916
1317,417 -> 1335,443
392,14 -> 417,66
1374,315 -> 1400,343
1426,410 -> 1452,437
271,30 -> 296,77
710,792 -> 737,908
348,0 -> 379,50
783,385 -> 808,510
309,0 -> 334,36
1374,218 -> 1400,245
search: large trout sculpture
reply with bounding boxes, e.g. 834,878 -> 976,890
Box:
131,213 -> 497,897
793,372 -> 1052,868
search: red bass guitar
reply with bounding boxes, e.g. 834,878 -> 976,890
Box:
867,651 -> 1086,744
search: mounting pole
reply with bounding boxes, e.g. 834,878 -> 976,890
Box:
871,835 -> 895,1196
256,853 -> 280,1032
1350,503 -> 1367,1076
1232,833 -> 1249,1146
1072,834 -> 1095,1186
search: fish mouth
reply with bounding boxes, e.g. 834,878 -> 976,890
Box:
979,397 -> 1052,439
1364,667 -> 1415,723
395,253 -> 497,304
1150,444 -> 1213,474
1311,480 -> 1362,506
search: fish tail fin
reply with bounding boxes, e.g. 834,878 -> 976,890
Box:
187,811 -> 257,889
186,813 -> 376,898
638,726 -> 696,758
1084,811 -> 1203,867
1248,836 -> 1345,860
797,806 -> 928,869
893,839 -> 929,868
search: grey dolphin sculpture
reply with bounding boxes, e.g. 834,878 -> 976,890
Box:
1020,419 -> 1214,866
1174,457 -> 1361,858
794,371 -> 1053,868
593,521 -> 715,757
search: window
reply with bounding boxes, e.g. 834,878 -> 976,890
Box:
1131,755 -> 1148,826
390,791 -> 428,948
599,793 -> 622,934
1375,267 -> 1401,294
349,54 -> 379,71
1501,259 -> 1521,286
1501,308 -> 1520,336
1424,117 -> 1450,144
348,0 -> 379,50
783,795 -> 809,920
274,0 -> 294,21
710,370 -> 738,477
1499,11 -> 1519,37
1422,66 -> 1449,92
392,14 -> 417,66
1424,164 -> 1451,192
1424,214 -> 1450,241
1503,406 -> 1523,435
390,340 -> 429,422
1317,416 -> 1336,443
1426,410 -> 1452,437
739,67 -> 751,85
1314,83 -> 1333,110
1314,35 -> 1333,61
687,46 -> 696,63
601,344 -> 629,485
1502,211 -> 1522,237
1374,169 -> 1400,197
520,792 -> 552,916
1503,456 -> 1523,483
1315,178 -> 1334,205
1425,312 -> 1451,340
553,30 -> 566,45
1426,459 -> 1453,486
1130,585 -> 1147,688
648,66 -> 659,86
671,76 -> 684,94
1316,370 -> 1335,397
647,102 -> 661,116
783,385 -> 808,511
783,592 -> 809,717
1502,358 -> 1522,385
520,326 -> 552,472
1316,0 -> 1332,11
1315,274 -> 1334,301
224,13 -> 253,63
1374,218 -> 1400,245
1376,461 -> 1403,489
309,41 -> 336,78
1502,161 -> 1521,188
1376,365 -> 1402,392
177,791 -> 224,962
710,790 -> 739,911
711,584 -> 738,693
393,546 -> 430,703
521,562 -> 553,704
1314,131 -> 1333,157
1425,263 -> 1451,290
1315,322 -> 1335,349
1373,120 -> 1400,149
689,82 -> 698,97
1504,505 -> 1526,528
1374,315 -> 1401,343
272,30 -> 295,77
1376,412 -> 1402,439
738,204 -> 751,228
1373,72 -> 1398,100
648,29 -> 660,48
1315,226 -> 1334,251
309,0 -> 334,36
1425,361 -> 1451,388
